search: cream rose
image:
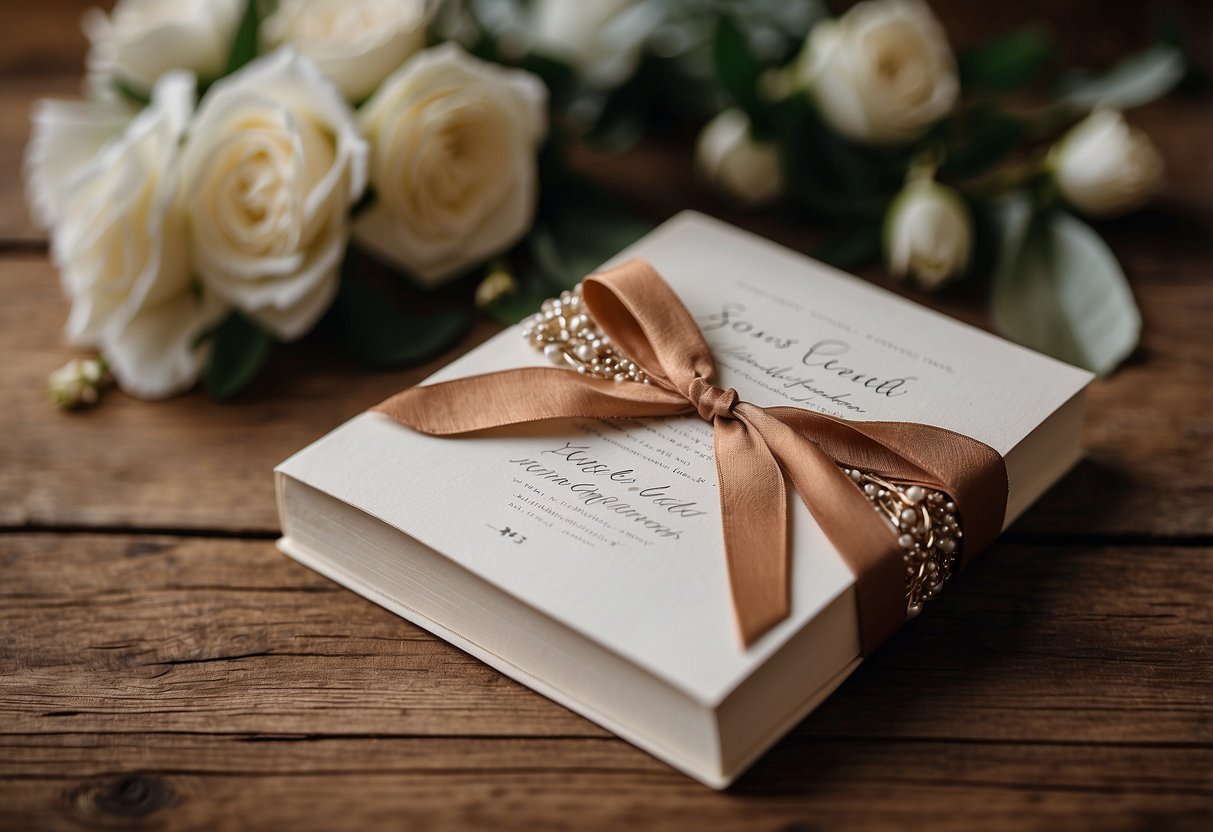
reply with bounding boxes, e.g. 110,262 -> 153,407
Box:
1050,109 -> 1165,218
884,178 -> 972,289
695,109 -> 784,207
83,0 -> 242,95
181,49 -> 368,340
26,71 -> 228,398
531,0 -> 662,89
354,43 -> 546,286
262,0 -> 431,102
791,0 -> 958,144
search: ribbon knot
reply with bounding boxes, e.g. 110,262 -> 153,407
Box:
688,377 -> 739,423
373,259 -> 1008,655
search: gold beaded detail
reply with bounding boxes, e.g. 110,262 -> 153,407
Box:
520,284 -> 649,383
522,286 -> 962,617
840,467 -> 962,618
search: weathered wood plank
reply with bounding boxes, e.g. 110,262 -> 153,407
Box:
0,254 -> 501,533
2,253 -> 1209,536
1,535 -> 1208,744
1,533 -> 1209,829
0,741 -> 1208,832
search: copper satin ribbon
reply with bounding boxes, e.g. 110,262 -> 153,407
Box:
373,259 -> 1008,655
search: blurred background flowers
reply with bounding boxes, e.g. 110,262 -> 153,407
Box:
21,0 -> 1207,403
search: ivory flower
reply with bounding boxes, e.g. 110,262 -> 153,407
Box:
25,71 -> 228,398
180,49 -> 368,340
354,44 -> 546,286
885,178 -> 972,289
83,0 -> 242,94
695,109 -> 784,207
1050,109 -> 1165,217
791,0 -> 958,144
262,0 -> 431,102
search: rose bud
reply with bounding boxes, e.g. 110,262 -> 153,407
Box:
1050,109 -> 1165,218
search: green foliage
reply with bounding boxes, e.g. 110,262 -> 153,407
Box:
779,98 -> 893,220
333,281 -> 469,368
203,311 -> 274,401
221,0 -> 263,78
812,223 -> 882,269
112,79 -> 151,107
990,196 -> 1141,375
957,28 -> 1053,93
938,106 -> 1025,180
484,182 -> 653,325
713,14 -> 774,137
1059,43 -> 1185,111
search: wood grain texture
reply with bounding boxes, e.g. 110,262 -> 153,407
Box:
0,534 -> 1209,831
2,3 -> 1212,828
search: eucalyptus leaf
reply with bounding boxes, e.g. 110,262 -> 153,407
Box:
990,196 -> 1140,375
334,281 -> 469,368
1059,43 -> 1185,111
958,28 -> 1053,93
204,311 -> 273,401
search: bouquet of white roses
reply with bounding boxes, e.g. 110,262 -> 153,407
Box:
29,0 -> 652,405
27,0 -> 1189,407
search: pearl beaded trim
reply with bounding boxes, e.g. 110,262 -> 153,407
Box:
839,468 -> 962,618
522,283 -> 961,619
521,284 -> 649,384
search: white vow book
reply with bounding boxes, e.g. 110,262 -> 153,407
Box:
275,212 -> 1092,787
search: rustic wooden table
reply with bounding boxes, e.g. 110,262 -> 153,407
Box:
2,3 -> 1210,830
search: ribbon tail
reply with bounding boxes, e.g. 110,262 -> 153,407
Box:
739,405 -> 905,654
713,416 -> 789,646
373,367 -> 689,435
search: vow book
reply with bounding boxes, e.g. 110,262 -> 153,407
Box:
275,212 -> 1092,787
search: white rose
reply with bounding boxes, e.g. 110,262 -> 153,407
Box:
354,43 -> 546,286
83,0 -> 242,95
262,0 -> 430,102
792,0 -> 958,144
181,49 -> 368,340
25,72 -> 228,399
695,109 -> 784,207
531,0 -> 663,89
884,178 -> 972,289
1050,109 -> 1164,218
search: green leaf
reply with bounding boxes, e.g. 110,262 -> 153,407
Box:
812,224 -> 883,269
958,28 -> 1053,93
221,0 -> 262,78
482,266 -> 556,325
939,107 -> 1025,179
204,311 -> 273,401
713,14 -> 772,135
1059,43 -> 1185,111
990,196 -> 1140,375
112,79 -> 151,107
780,99 -> 889,220
532,189 -> 654,285
334,281 -> 469,368
480,185 -> 652,325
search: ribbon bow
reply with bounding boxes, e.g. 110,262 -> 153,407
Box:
374,260 -> 1007,654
